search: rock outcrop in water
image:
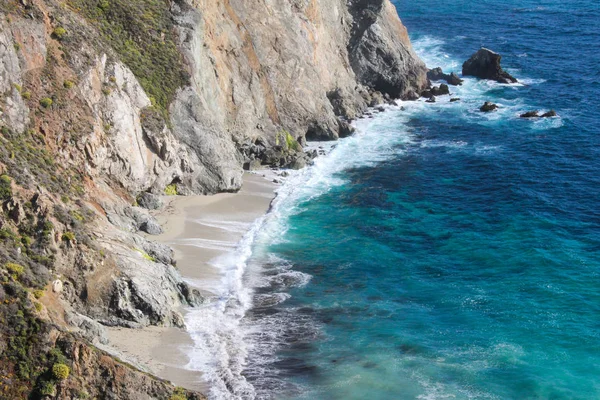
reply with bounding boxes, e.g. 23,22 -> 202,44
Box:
463,48 -> 518,84
480,101 -> 499,112
0,0 -> 426,397
427,67 -> 464,86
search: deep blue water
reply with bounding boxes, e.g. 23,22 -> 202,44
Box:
243,1 -> 600,399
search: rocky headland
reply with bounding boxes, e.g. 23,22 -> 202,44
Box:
0,0 -> 427,398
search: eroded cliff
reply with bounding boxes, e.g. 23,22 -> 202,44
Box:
0,0 -> 426,397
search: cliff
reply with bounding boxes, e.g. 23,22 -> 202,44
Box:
0,0 -> 426,397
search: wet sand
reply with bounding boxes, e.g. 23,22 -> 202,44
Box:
105,173 -> 277,393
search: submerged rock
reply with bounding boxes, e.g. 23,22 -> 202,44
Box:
450,97 -> 461,102
480,101 -> 498,112
463,48 -> 518,84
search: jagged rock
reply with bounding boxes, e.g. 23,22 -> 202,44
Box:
66,312 -> 109,345
3,198 -> 24,224
431,84 -> 450,96
137,192 -> 163,210
520,111 -> 540,118
427,67 -> 445,81
480,101 -> 499,112
427,68 -> 464,86
338,119 -> 356,138
139,219 -> 163,235
447,72 -> 464,86
541,110 -> 557,118
463,48 -> 518,84
369,91 -> 386,107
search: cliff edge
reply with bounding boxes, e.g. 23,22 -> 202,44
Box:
0,0 -> 425,397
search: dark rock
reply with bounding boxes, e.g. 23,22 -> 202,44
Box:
137,192 -> 163,210
431,84 -> 450,96
541,110 -> 557,118
426,96 -> 436,103
337,119 -> 355,138
428,67 -> 464,86
450,97 -> 461,102
243,159 -> 262,171
462,48 -> 517,84
480,101 -> 498,112
447,72 -> 464,86
139,219 -> 163,236
376,106 -> 386,112
520,110 -> 540,118
427,67 -> 445,81
369,91 -> 385,107
420,89 -> 433,99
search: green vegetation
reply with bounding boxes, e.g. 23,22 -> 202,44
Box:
62,231 -> 76,242
164,183 -> 178,196
39,97 -> 53,108
6,262 -> 25,278
170,387 -> 188,400
33,289 -> 45,299
14,42 -> 21,51
52,27 -> 67,40
136,248 -> 156,262
63,80 -> 75,89
0,174 -> 12,200
21,90 -> 31,100
68,0 -> 189,116
52,363 -> 70,380
276,130 -> 302,152
13,83 -> 22,92
39,381 -> 56,396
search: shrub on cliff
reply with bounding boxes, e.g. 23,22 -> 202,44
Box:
52,27 -> 67,40
52,363 -> 70,380
39,97 -> 53,108
0,174 -> 12,200
164,184 -> 178,196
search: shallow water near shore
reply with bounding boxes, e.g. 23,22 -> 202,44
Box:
219,1 -> 600,399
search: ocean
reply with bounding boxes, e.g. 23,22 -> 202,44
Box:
185,1 -> 600,399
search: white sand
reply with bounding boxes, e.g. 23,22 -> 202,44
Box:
105,173 -> 277,392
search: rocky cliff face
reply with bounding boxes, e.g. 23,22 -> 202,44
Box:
0,0 -> 425,397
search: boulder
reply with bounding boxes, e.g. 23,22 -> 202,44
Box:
427,67 -> 464,86
463,48 -> 517,84
139,219 -> 163,235
427,67 -> 446,81
431,84 -> 450,96
426,96 -> 436,103
447,73 -> 464,86
480,101 -> 498,112
137,192 -> 163,210
541,110 -> 557,118
337,119 -> 356,138
243,159 -> 262,171
520,111 -> 540,118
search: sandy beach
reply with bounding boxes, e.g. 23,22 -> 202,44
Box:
105,173 -> 277,392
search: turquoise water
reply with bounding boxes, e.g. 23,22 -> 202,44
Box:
239,1 -> 600,399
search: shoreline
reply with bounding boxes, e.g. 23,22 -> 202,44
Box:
104,172 -> 278,393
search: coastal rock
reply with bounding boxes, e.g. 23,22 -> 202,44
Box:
137,192 -> 163,210
338,119 -> 356,138
463,48 -> 518,84
427,67 -> 464,86
450,97 -> 461,102
520,111 -> 540,118
447,72 -> 464,86
348,0 -> 428,99
426,96 -> 437,103
480,101 -> 499,112
431,84 -> 450,96
541,110 -> 557,117
243,159 -> 263,171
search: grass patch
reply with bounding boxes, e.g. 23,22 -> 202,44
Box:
67,0 -> 189,116
135,248 -> 156,262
